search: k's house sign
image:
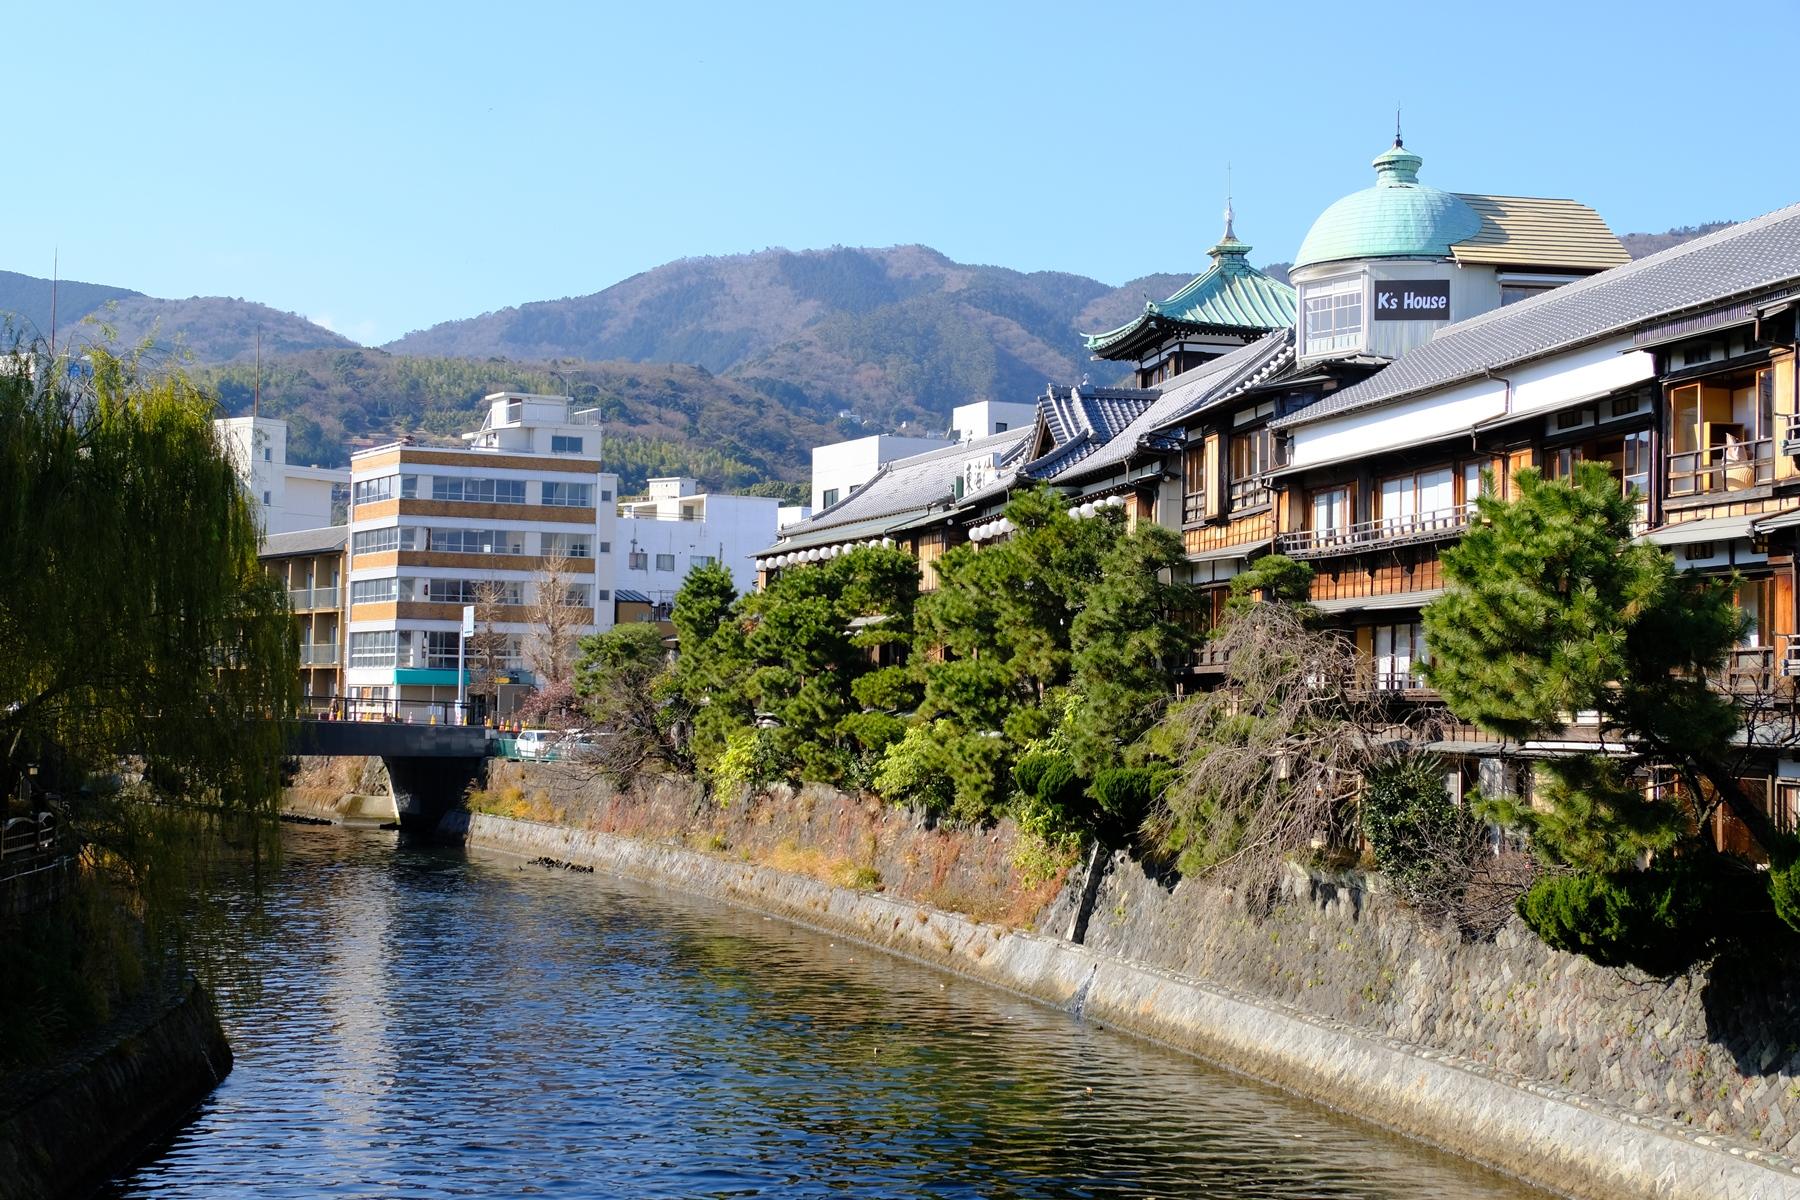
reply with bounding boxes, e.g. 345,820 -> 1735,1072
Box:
1373,279 -> 1450,320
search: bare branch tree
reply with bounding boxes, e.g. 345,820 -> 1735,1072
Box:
523,548 -> 587,728
466,578 -> 510,716
1151,604 -> 1432,910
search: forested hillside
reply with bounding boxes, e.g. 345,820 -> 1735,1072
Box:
189,350 -> 836,494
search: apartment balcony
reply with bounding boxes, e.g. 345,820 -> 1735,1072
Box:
289,586 -> 341,611
1277,505 -> 1472,560
300,644 -> 340,667
1667,438 -> 1773,499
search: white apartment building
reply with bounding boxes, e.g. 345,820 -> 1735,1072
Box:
343,393 -> 616,712
616,476 -> 782,600
215,415 -> 348,534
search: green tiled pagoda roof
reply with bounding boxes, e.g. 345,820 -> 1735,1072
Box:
1084,228 -> 1297,357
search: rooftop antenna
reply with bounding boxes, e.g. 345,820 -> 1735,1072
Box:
253,328 -> 261,422
1395,103 -> 1403,148
48,249 -> 58,357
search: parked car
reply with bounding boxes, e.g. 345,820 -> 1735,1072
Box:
515,729 -> 556,760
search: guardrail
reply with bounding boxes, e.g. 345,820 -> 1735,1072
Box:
288,587 -> 341,610
1277,505 -> 1472,558
300,644 -> 340,667
300,694 -> 484,726
1667,438 -> 1773,497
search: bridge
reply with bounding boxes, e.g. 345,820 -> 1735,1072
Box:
288,696 -> 491,829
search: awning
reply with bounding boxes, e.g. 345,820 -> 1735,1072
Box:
1185,539 -> 1270,564
1753,508 -> 1800,534
1310,588 -> 1445,614
1642,515 -> 1756,546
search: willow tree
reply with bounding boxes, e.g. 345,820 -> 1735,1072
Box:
0,346 -> 296,983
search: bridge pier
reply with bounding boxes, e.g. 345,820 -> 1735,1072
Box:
383,755 -> 485,831
288,719 -> 488,831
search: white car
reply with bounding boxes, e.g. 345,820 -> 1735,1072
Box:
514,729 -> 556,760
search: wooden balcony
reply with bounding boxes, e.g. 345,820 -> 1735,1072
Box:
1667,438 -> 1773,498
1277,505 -> 1472,560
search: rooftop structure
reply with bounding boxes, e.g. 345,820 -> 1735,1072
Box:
1085,211 -> 1298,367
1288,139 -> 1626,367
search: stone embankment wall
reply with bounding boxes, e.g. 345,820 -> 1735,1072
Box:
0,976 -> 231,1200
479,759 -> 1065,926
284,755 -> 398,825
445,761 -> 1800,1200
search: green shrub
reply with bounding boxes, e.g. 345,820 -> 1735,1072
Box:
1517,864 -> 1717,977
872,721 -> 956,814
710,727 -> 785,801
1010,749 -> 1087,842
1089,766 -> 1171,839
1770,836 -> 1800,933
850,665 -> 921,713
837,711 -> 907,755
1361,755 -> 1477,899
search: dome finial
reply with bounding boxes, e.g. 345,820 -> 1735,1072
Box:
1223,161 -> 1236,240
1395,103 -> 1403,149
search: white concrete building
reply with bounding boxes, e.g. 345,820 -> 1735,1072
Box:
952,400 -> 1037,442
810,432 -> 950,512
617,476 -> 782,599
215,415 -> 348,534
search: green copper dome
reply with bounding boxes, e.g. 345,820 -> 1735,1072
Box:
1293,142 -> 1483,270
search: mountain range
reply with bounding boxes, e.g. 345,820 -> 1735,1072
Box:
0,223 -> 1733,490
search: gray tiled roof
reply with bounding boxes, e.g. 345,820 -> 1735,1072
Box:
259,525 -> 347,558
776,427 -> 1033,539
1272,202 -> 1800,430
1036,384 -> 1157,447
1048,332 -> 1294,484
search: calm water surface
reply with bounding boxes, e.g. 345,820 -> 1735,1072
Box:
108,826 -> 1548,1198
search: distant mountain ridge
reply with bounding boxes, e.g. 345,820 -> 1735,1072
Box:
0,221 -> 1734,492
385,245 -> 1195,428
0,270 -> 351,363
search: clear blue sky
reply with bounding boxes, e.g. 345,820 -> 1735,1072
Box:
18,1 -> 1798,346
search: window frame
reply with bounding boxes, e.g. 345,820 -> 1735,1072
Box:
1301,274 -> 1366,356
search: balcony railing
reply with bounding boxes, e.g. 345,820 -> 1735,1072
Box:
1667,438 -> 1773,498
289,586 -> 340,610
300,644 -> 340,667
1725,646 -> 1777,692
1277,504 -> 1472,559
1782,414 -> 1800,458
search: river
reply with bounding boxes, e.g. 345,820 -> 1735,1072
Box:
106,825 -> 1549,1198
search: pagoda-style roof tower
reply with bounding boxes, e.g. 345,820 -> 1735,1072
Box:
1084,205 -> 1297,380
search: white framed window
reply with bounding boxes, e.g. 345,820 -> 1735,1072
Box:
543,533 -> 591,558
690,554 -> 714,568
552,435 -> 584,454
542,481 -> 593,507
431,476 -> 525,504
350,578 -> 399,604
352,475 -> 395,505
349,630 -> 397,668
351,526 -> 420,555
1310,486 -> 1349,535
655,553 -> 676,572
1373,622 -> 1427,690
1302,275 -> 1364,356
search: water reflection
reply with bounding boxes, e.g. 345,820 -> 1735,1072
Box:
108,826 -> 1547,1199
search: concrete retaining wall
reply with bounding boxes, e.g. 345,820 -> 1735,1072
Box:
0,976 -> 232,1200
445,808 -> 1800,1200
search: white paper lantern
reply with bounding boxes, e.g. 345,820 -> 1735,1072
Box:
1079,501 -> 1097,519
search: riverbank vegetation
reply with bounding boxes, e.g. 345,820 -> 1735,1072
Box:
569,469 -> 1800,976
0,345 -> 296,1066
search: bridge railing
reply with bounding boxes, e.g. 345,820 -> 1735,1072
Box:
300,694 -> 484,726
